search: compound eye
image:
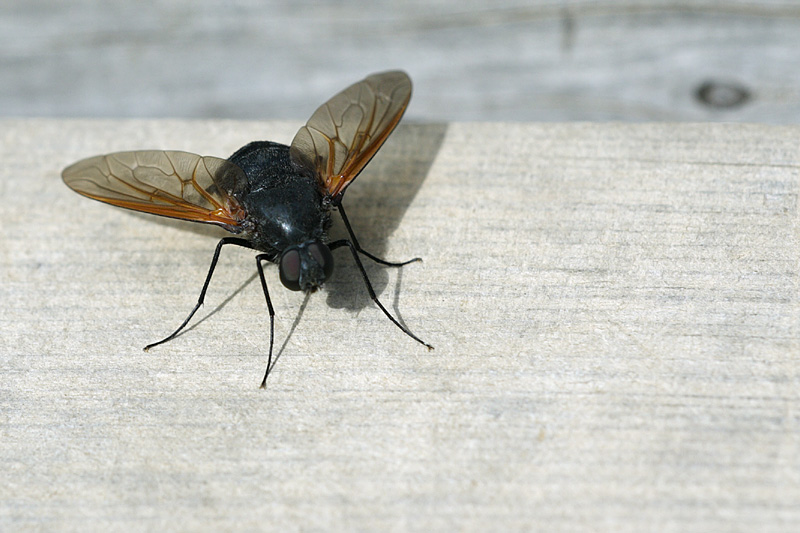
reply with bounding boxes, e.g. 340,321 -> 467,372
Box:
308,242 -> 334,281
279,248 -> 302,291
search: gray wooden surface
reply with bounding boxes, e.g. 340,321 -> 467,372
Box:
4,1 -> 800,531
3,0 -> 800,122
3,118 -> 800,532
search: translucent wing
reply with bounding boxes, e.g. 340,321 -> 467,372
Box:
62,150 -> 249,230
290,70 -> 412,201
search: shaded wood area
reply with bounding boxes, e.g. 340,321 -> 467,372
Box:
3,1 -> 800,122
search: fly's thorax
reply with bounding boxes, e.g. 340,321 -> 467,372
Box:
242,179 -> 329,253
228,140 -> 330,254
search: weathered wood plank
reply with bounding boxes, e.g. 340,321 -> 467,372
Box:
2,1 -> 800,122
2,118 -> 800,531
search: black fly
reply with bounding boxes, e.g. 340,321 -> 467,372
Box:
62,71 -> 432,387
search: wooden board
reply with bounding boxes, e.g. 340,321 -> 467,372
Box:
2,118 -> 799,531
2,1 -> 800,122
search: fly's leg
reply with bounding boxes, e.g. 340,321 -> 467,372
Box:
255,254 -> 276,388
144,237 -> 254,351
329,204 -> 433,351
337,204 -> 422,267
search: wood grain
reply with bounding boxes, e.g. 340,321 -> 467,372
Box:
1,118 -> 799,531
2,1 -> 800,122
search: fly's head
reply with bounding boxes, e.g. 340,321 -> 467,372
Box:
278,241 -> 334,292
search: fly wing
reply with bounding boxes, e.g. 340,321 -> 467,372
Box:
62,150 -> 249,230
289,70 -> 412,202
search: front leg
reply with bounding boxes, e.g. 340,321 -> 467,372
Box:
255,254 -> 276,389
328,237 -> 433,351
336,203 -> 422,267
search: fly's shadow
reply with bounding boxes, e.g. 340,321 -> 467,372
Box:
324,123 -> 447,312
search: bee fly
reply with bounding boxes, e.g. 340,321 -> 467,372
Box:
62,70 -> 432,387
